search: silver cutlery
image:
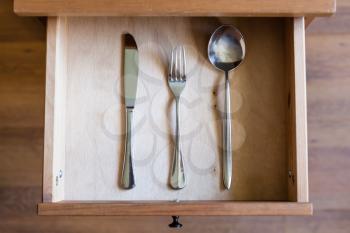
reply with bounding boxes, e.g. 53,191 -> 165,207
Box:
208,25 -> 245,190
168,46 -> 187,190
121,33 -> 139,189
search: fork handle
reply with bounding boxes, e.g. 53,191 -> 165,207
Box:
223,71 -> 232,190
121,108 -> 136,189
170,99 -> 186,189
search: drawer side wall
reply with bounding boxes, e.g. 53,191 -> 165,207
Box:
286,17 -> 309,202
43,17 -> 67,202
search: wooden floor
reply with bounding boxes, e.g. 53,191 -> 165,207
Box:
0,0 -> 349,232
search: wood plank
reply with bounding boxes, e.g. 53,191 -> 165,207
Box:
43,17 -> 67,202
0,128 -> 43,187
286,18 -> 297,202
309,147 -> 350,210
0,187 -> 41,216
0,0 -> 45,42
0,16 -> 45,42
306,28 -> 350,210
0,41 -> 45,129
38,201 -> 312,216
1,211 -> 350,233
285,17 -> 309,203
307,7 -> 350,34
306,34 -> 350,82
293,18 -> 309,202
13,0 -> 336,17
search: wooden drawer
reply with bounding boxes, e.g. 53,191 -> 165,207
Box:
34,16 -> 311,216
14,0 -> 336,218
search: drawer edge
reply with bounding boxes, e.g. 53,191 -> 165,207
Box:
38,201 -> 313,216
14,0 -> 336,17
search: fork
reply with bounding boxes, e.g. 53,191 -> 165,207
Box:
168,46 -> 187,189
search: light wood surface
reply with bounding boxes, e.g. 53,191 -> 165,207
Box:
38,201 -> 312,216
13,0 -> 336,17
43,16 -> 306,204
2,0 -> 350,231
285,17 -> 309,203
292,18 -> 309,202
43,16 -> 68,202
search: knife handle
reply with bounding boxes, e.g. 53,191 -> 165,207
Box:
121,108 -> 136,189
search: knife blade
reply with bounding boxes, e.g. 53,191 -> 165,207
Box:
123,33 -> 139,108
121,33 -> 138,189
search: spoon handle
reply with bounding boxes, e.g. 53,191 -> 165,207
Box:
223,71 -> 232,189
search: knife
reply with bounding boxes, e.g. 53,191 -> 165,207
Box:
121,33 -> 139,189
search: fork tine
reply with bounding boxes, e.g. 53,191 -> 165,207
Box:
181,46 -> 186,81
177,46 -> 180,80
175,46 -> 179,81
169,48 -> 174,80
180,46 -> 183,80
169,46 -> 187,82
177,47 -> 180,80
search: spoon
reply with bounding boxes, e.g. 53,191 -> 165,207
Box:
208,25 -> 245,190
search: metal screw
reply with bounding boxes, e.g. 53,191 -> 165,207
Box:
288,170 -> 295,184
59,170 -> 63,178
55,176 -> 59,186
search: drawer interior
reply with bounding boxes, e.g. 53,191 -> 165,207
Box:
44,17 -> 307,206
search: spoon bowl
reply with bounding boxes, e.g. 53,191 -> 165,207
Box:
208,25 -> 245,72
207,25 -> 245,190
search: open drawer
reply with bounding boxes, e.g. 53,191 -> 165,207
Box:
35,16 -> 311,216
